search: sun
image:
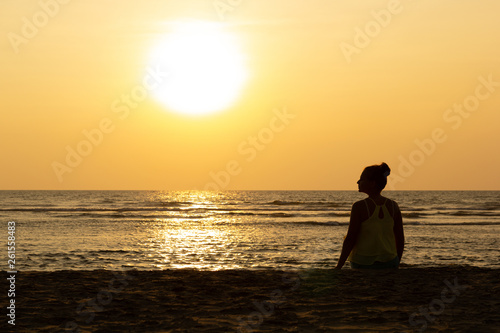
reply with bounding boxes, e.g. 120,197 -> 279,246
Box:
148,20 -> 248,116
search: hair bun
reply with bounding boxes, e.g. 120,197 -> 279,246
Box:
380,162 -> 391,177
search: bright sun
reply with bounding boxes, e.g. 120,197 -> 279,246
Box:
148,20 -> 248,116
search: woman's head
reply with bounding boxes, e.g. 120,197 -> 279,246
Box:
357,162 -> 391,194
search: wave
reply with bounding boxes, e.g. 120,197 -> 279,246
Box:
266,200 -> 342,207
216,211 -> 296,218
149,201 -> 193,207
411,221 -> 500,226
0,207 -> 192,213
481,201 -> 500,210
268,200 -> 302,206
293,221 -> 344,226
224,211 -> 256,216
402,212 -> 428,218
320,212 -> 351,217
437,211 -> 500,217
4,206 -> 500,219
269,212 -> 295,218
97,199 -> 116,204
87,250 -> 134,254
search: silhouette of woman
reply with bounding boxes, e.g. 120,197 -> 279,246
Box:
335,163 -> 404,269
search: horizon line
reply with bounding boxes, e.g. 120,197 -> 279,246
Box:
1,189 -> 499,192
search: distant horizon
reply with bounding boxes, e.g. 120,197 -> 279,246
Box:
1,189 -> 499,192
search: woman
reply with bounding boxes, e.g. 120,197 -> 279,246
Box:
335,163 -> 404,269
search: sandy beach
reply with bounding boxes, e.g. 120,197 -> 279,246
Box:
2,266 -> 499,332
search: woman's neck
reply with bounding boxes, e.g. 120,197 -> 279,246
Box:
367,192 -> 383,201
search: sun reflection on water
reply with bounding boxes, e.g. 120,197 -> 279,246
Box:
143,191 -> 247,270
147,219 -> 240,270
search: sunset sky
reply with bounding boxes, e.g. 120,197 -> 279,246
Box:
1,0 -> 499,190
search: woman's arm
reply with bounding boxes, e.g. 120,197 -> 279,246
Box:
334,201 -> 364,269
393,201 -> 405,260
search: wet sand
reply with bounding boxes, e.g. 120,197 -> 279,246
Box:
2,266 -> 499,332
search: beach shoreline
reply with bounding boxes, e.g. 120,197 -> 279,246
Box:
2,266 -> 499,332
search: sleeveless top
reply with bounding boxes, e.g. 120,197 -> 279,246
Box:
348,198 -> 398,265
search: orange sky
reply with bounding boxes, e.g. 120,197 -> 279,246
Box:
1,0 -> 499,190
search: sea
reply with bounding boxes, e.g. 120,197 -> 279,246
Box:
1,190 -> 499,271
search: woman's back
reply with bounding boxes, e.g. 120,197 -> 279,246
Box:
348,197 -> 398,265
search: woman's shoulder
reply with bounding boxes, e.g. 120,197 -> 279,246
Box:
352,199 -> 369,214
383,197 -> 399,206
383,197 -> 400,213
353,199 -> 368,207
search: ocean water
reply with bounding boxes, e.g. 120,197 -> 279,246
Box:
1,190 -> 499,271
